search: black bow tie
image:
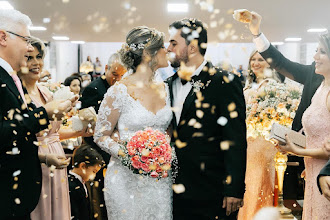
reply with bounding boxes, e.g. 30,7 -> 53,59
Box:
181,78 -> 189,85
172,72 -> 197,85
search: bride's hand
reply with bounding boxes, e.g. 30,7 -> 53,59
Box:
111,129 -> 120,142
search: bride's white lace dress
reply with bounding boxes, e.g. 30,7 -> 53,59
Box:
94,82 -> 173,220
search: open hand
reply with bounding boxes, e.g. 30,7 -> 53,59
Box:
222,197 -> 243,216
46,154 -> 71,169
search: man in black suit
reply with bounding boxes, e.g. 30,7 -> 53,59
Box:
79,53 -> 126,219
247,11 -> 324,200
0,9 -> 74,220
167,18 -> 247,220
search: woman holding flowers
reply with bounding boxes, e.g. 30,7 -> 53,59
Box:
238,50 -> 288,220
94,26 -> 173,219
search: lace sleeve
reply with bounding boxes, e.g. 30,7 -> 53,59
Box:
94,84 -> 124,158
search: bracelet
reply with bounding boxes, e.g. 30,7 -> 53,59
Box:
252,32 -> 262,38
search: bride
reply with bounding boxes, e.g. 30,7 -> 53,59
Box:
94,26 -> 173,219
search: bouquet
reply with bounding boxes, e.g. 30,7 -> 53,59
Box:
246,81 -> 302,140
118,128 -> 173,179
71,107 -> 97,131
80,61 -> 94,73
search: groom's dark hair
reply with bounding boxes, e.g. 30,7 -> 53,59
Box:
169,18 -> 208,56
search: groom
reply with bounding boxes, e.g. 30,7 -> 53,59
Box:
166,18 -> 247,220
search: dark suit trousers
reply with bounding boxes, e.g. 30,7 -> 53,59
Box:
173,194 -> 238,220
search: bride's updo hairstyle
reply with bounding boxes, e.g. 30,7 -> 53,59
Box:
119,26 -> 165,72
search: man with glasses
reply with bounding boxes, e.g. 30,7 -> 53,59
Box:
0,9 -> 74,220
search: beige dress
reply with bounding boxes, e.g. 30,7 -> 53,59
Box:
301,82 -> 330,220
30,85 -> 71,220
238,80 -> 277,220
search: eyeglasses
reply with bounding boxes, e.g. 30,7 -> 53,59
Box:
6,31 -> 32,45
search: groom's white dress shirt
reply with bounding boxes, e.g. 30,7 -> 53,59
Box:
253,33 -> 271,53
173,60 -> 207,125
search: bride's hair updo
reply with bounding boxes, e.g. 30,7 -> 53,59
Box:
119,26 -> 165,72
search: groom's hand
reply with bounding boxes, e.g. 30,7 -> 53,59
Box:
222,197 -> 243,216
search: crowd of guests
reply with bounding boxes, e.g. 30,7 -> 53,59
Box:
0,7 -> 329,220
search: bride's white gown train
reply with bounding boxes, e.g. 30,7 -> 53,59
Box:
94,83 -> 173,220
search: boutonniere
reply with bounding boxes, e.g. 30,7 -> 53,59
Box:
190,79 -> 205,92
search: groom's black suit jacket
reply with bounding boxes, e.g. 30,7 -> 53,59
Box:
0,66 -> 50,218
167,62 -> 247,216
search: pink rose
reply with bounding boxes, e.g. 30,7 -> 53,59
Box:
141,163 -> 150,172
150,171 -> 159,178
141,156 -> 149,163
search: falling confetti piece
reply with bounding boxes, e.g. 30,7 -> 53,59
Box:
15,198 -> 21,204
196,110 -> 204,118
39,118 -> 47,125
200,162 -> 205,171
225,175 -> 232,184
217,116 -> 228,126
175,140 -> 187,149
227,102 -> 236,112
188,118 -> 197,126
20,67 -> 29,74
13,184 -> 18,190
193,122 -> 202,129
13,170 -> 21,177
230,111 -> 238,118
172,184 -> 186,194
220,141 -> 232,150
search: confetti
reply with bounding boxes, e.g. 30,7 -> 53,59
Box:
193,122 -> 202,129
15,198 -> 21,204
12,184 -> 18,190
230,111 -> 238,118
227,102 -> 236,112
217,116 -> 228,126
175,140 -> 187,149
200,162 -> 205,171
196,110 -> 204,118
220,141 -> 231,150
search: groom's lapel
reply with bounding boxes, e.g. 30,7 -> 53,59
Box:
178,62 -> 213,127
166,73 -> 178,131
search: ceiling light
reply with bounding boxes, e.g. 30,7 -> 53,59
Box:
52,36 -> 69,41
307,28 -> 327,33
71,41 -> 85,44
285,38 -> 302,42
0,1 -> 14,10
271,42 -> 284,46
29,26 -> 47,31
43,18 -> 51,23
167,3 -> 188,12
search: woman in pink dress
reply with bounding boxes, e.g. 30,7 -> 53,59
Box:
18,37 -> 72,220
278,34 -> 330,219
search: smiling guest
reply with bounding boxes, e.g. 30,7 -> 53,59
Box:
18,36 -> 72,220
242,11 -> 330,220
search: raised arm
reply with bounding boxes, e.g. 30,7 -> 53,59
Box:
248,11 -> 315,84
94,84 -> 123,157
